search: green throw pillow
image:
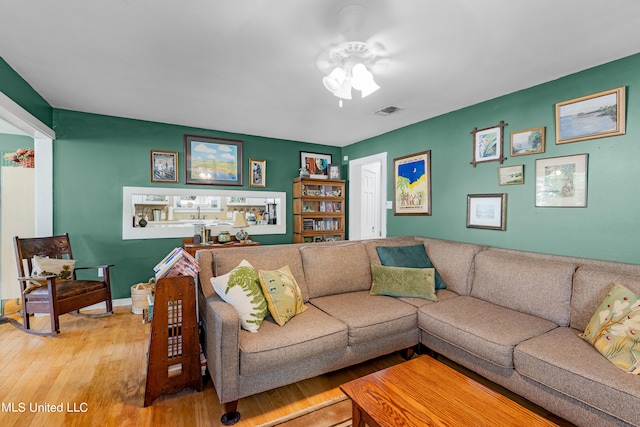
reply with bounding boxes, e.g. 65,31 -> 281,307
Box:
581,283 -> 640,374
370,264 -> 437,301
211,260 -> 268,333
376,244 -> 447,290
258,265 -> 307,326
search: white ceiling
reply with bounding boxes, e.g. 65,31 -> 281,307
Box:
1,0 -> 640,147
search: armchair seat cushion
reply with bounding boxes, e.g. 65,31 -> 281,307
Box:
27,280 -> 106,299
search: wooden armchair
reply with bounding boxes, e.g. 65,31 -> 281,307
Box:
12,233 -> 114,336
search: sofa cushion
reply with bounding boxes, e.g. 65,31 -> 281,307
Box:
571,266 -> 640,331
515,327 -> 640,426
258,265 -> 307,327
239,305 -> 347,376
370,264 -> 436,301
301,243 -> 372,298
419,296 -> 557,368
399,289 -> 459,308
376,244 -> 446,289
580,283 -> 640,374
416,238 -> 484,296
211,260 -> 268,333
210,245 -> 310,301
470,251 -> 576,326
310,291 -> 417,346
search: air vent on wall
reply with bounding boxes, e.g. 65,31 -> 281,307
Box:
373,106 -> 403,116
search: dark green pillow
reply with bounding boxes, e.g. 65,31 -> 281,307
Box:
370,264 -> 437,301
376,244 -> 447,289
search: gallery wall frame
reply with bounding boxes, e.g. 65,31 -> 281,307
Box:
535,154 -> 588,207
467,193 -> 507,230
555,86 -> 626,144
470,121 -> 508,167
328,163 -> 341,180
150,150 -> 178,183
249,158 -> 266,188
184,135 -> 243,186
300,151 -> 331,179
498,164 -> 524,186
393,150 -> 431,216
511,126 -> 545,156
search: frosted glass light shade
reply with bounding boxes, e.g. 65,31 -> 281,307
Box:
322,67 -> 346,93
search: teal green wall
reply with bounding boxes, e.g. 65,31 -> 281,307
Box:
0,58 -> 53,128
52,109 -> 341,298
343,53 -> 640,265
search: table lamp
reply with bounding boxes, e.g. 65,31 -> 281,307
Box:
233,212 -> 249,242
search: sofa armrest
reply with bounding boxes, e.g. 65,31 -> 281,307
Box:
203,294 -> 242,404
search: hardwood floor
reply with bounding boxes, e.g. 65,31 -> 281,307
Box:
0,307 -> 405,427
0,306 -> 573,427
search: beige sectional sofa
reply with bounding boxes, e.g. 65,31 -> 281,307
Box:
196,236 -> 640,427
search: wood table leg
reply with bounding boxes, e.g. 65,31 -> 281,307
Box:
351,401 -> 365,427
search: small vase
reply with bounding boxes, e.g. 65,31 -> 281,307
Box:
139,217 -> 148,228
218,231 -> 231,243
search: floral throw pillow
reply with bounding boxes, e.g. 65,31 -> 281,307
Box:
258,265 -> 307,326
211,260 -> 268,333
581,283 -> 640,374
31,256 -> 76,281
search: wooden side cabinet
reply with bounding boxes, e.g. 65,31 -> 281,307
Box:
293,177 -> 345,243
144,275 -> 202,407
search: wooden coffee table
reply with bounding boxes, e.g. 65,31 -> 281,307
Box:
340,356 -> 558,427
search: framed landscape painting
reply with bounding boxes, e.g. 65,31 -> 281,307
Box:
184,135 -> 243,186
555,86 -> 625,144
535,154 -> 588,207
394,150 -> 431,216
467,193 -> 507,230
511,127 -> 545,156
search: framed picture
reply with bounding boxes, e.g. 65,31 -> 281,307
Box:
300,151 -> 331,179
328,163 -> 341,180
184,135 -> 243,186
467,193 -> 507,231
555,86 -> 626,144
249,158 -> 266,188
470,121 -> 507,166
535,154 -> 588,207
511,127 -> 545,156
394,150 -> 431,216
498,164 -> 524,186
150,150 -> 178,183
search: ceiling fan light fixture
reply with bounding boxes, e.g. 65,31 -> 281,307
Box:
322,67 -> 346,93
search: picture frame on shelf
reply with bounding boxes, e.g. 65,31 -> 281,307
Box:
470,121 -> 507,166
393,150 -> 431,216
184,134 -> 243,186
498,164 -> 524,186
535,154 -> 588,207
555,86 -> 625,144
511,127 -> 545,156
328,163 -> 341,180
249,158 -> 266,188
300,151 -> 331,179
150,150 -> 178,183
467,193 -> 507,231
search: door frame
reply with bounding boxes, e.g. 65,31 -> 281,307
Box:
348,152 -> 387,240
0,91 -> 55,236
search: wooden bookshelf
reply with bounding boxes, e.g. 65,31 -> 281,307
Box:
293,177 -> 345,243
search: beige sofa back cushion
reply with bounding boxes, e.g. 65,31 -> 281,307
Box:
301,243 -> 372,299
362,236 -> 422,264
198,245 -> 309,301
571,266 -> 640,331
471,250 -> 576,326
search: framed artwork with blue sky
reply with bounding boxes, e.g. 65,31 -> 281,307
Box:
394,150 -> 431,216
184,134 -> 243,186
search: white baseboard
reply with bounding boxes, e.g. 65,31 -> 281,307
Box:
85,298 -> 132,311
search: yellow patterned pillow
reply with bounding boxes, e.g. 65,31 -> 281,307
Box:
258,265 -> 307,326
581,284 -> 640,374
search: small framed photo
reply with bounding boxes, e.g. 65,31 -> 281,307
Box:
471,121 -> 507,166
300,151 -> 332,179
249,158 -> 266,188
150,150 -> 178,183
467,193 -> 507,231
511,127 -> 545,156
535,154 -> 588,207
498,164 -> 524,186
555,86 -> 625,144
184,134 -> 243,186
394,150 -> 431,216
328,164 -> 341,180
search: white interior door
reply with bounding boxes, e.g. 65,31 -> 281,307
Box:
360,165 -> 379,239
348,152 -> 387,241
